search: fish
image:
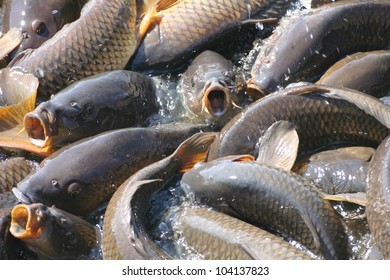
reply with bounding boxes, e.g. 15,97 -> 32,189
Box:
171,206 -> 314,260
9,0 -> 138,99
181,156 -> 349,259
178,50 -> 245,126
14,123 -> 213,215
10,203 -> 100,259
0,28 -> 23,60
0,157 -> 36,193
24,70 -> 159,148
2,0 -> 85,60
298,147 -> 375,195
316,51 -> 390,98
130,0 -> 293,71
208,84 -> 390,161
248,1 -> 390,96
0,207 -> 23,259
366,134 -> 390,259
0,68 -> 55,157
102,132 -> 216,259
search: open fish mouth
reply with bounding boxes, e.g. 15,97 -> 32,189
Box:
10,204 -> 44,239
203,82 -> 231,118
24,110 -> 55,148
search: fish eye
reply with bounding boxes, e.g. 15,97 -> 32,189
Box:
31,20 -> 48,36
68,182 -> 82,198
85,106 -> 93,115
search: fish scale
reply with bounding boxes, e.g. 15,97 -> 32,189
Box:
182,160 -> 349,259
11,0 -> 137,99
0,158 -> 35,193
131,0 -> 293,70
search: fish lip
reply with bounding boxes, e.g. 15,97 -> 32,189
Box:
12,187 -> 33,204
203,81 -> 231,119
10,204 -> 44,239
23,110 -> 55,148
246,78 -> 268,99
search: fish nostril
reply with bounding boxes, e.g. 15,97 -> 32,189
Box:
207,90 -> 226,114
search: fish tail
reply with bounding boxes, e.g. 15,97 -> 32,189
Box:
175,132 -> 217,173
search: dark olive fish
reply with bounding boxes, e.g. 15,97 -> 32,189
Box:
249,1 -> 390,95
14,123 -> 211,215
130,0 -> 293,71
181,157 -> 349,259
0,207 -> 19,259
316,51 -> 390,98
178,50 -> 245,125
172,206 -> 314,260
9,0 -> 138,99
298,147 -> 375,195
24,70 -> 158,148
208,85 -> 390,161
367,135 -> 390,259
10,203 -> 100,259
2,0 -> 85,60
0,157 -> 36,193
102,132 -> 216,259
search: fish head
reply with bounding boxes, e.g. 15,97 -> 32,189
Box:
14,168 -> 95,215
24,91 -> 103,147
3,0 -> 81,59
10,203 -> 98,258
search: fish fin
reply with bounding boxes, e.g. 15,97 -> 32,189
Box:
241,18 -> 278,25
175,132 -> 217,173
231,155 -> 255,162
322,192 -> 367,207
0,28 -> 23,60
300,210 -> 322,251
0,68 -> 54,157
317,86 -> 390,129
256,120 -> 299,170
137,0 -> 182,41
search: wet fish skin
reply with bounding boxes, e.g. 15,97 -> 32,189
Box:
15,123 -> 212,215
173,207 -> 314,260
316,51 -> 390,98
130,0 -> 293,71
3,0 -> 84,59
367,135 -> 390,259
24,70 -> 158,148
10,0 -> 138,99
178,50 -> 244,126
181,159 -> 349,259
249,1 -> 390,95
299,147 -> 375,195
10,203 -> 99,259
0,157 -> 36,193
102,132 -> 216,259
0,207 -> 18,259
208,85 -> 390,161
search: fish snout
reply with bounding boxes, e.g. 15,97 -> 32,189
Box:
246,77 -> 269,100
24,106 -> 56,148
10,203 -> 45,239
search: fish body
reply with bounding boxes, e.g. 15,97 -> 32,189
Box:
181,159 -> 349,259
24,70 -> 158,148
208,85 -> 390,161
250,1 -> 390,95
10,0 -> 138,99
2,0 -> 85,59
15,123 -> 211,215
10,203 -> 100,259
0,157 -> 36,193
299,147 -> 374,195
178,50 -> 244,125
0,207 -> 19,259
316,51 -> 390,98
130,0 -> 293,71
367,135 -> 390,259
172,206 -> 314,260
102,132 -> 216,259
